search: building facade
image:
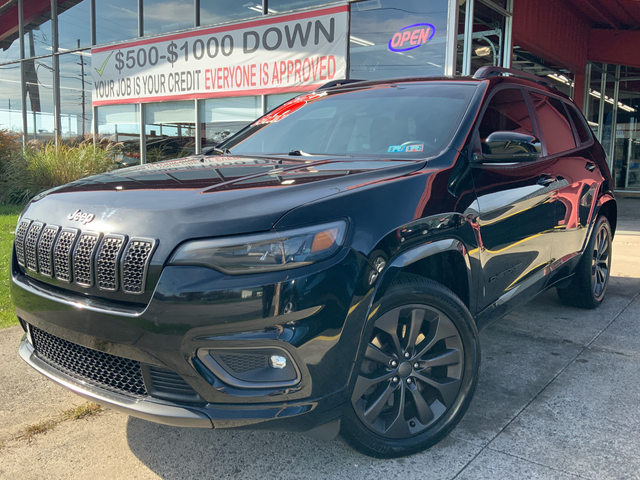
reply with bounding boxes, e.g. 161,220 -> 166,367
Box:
0,0 -> 639,192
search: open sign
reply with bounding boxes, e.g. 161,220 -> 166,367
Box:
388,23 -> 436,52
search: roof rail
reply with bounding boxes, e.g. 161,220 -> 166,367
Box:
317,79 -> 363,90
473,66 -> 557,90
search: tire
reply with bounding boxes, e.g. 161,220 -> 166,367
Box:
557,215 -> 612,309
341,273 -> 480,458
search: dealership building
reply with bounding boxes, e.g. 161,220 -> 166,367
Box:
0,0 -> 639,191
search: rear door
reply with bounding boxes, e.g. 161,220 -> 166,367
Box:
469,86 -> 557,322
526,90 -> 605,281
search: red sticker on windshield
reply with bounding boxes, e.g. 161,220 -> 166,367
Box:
254,92 -> 327,125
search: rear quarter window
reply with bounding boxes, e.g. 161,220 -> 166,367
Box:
529,92 -> 577,155
565,102 -> 592,144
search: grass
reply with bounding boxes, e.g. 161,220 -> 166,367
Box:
0,204 -> 22,329
13,402 -> 103,443
62,402 -> 102,420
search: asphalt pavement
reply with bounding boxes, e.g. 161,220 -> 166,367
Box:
1,198 -> 639,480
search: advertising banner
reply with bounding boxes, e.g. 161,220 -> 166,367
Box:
91,5 -> 348,106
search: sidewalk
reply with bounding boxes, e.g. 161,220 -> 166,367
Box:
1,198 -> 639,480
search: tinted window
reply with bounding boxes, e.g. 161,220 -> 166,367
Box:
478,89 -> 535,139
565,102 -> 591,144
223,84 -> 476,158
477,88 -> 539,157
530,92 -> 577,155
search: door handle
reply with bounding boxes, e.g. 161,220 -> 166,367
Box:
537,174 -> 556,186
585,161 -> 596,172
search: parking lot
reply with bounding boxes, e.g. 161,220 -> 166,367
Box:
1,198 -> 639,480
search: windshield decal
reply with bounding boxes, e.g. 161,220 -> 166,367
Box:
253,92 -> 327,125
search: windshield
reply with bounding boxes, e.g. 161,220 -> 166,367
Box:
222,83 -> 476,158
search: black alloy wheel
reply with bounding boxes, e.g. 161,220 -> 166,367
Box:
557,215 -> 612,309
591,221 -> 611,301
352,304 -> 463,438
341,274 -> 480,458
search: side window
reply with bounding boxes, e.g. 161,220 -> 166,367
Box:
529,92 -> 577,155
476,88 -> 540,159
565,102 -> 592,144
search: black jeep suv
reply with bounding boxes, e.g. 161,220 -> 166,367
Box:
13,67 -> 616,458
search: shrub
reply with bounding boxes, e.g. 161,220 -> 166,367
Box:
0,129 -> 21,178
1,139 -> 120,205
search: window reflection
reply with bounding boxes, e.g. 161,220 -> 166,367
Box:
349,0 -> 448,80
58,0 -> 91,51
59,52 -> 92,140
97,105 -> 141,165
25,18 -> 52,58
145,101 -> 195,162
0,36 -> 21,64
25,56 -> 55,141
267,0 -> 328,13
200,97 -> 261,148
0,62 -> 23,133
200,0 -> 260,27
96,0 -> 139,45
144,0 -> 194,35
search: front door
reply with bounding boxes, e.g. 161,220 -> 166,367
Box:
468,87 -> 557,326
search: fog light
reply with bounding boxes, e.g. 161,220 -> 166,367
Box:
269,355 -> 287,369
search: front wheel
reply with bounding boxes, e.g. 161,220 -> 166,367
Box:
341,274 -> 480,458
557,215 -> 612,309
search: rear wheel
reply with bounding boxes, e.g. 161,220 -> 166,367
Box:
557,215 -> 612,309
341,274 -> 480,458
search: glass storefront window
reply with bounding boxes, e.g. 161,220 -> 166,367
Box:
349,0 -> 449,80
25,56 -> 55,141
144,101 -> 195,162
144,0 -> 194,36
97,104 -> 140,165
0,62 -> 23,133
200,97 -> 261,148
96,0 -> 139,45
0,37 -> 21,64
58,0 -> 91,51
200,1 -> 261,26
25,18 -> 53,58
59,52 -> 92,139
268,0 -> 329,14
468,1 -> 506,71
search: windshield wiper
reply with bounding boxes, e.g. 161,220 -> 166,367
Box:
204,146 -> 231,155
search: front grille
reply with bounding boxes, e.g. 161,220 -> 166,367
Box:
219,354 -> 267,374
24,222 -> 44,271
15,219 -> 32,267
122,239 -> 155,294
54,229 -> 78,282
37,226 -> 60,277
15,218 -> 156,296
72,232 -> 101,287
96,236 -> 126,291
30,325 -> 148,397
148,366 -> 201,402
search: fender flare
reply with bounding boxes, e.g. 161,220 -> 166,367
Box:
345,238 -> 475,394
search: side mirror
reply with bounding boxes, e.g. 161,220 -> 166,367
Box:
478,131 -> 541,162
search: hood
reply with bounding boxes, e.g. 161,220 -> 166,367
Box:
23,154 -> 425,246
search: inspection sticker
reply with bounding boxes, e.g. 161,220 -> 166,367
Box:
388,145 -> 406,152
405,144 -> 424,152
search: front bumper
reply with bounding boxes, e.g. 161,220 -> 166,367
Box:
19,337 -> 347,430
19,338 -> 212,428
12,247 -> 373,432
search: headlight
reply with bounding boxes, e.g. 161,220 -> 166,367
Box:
169,220 -> 348,274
